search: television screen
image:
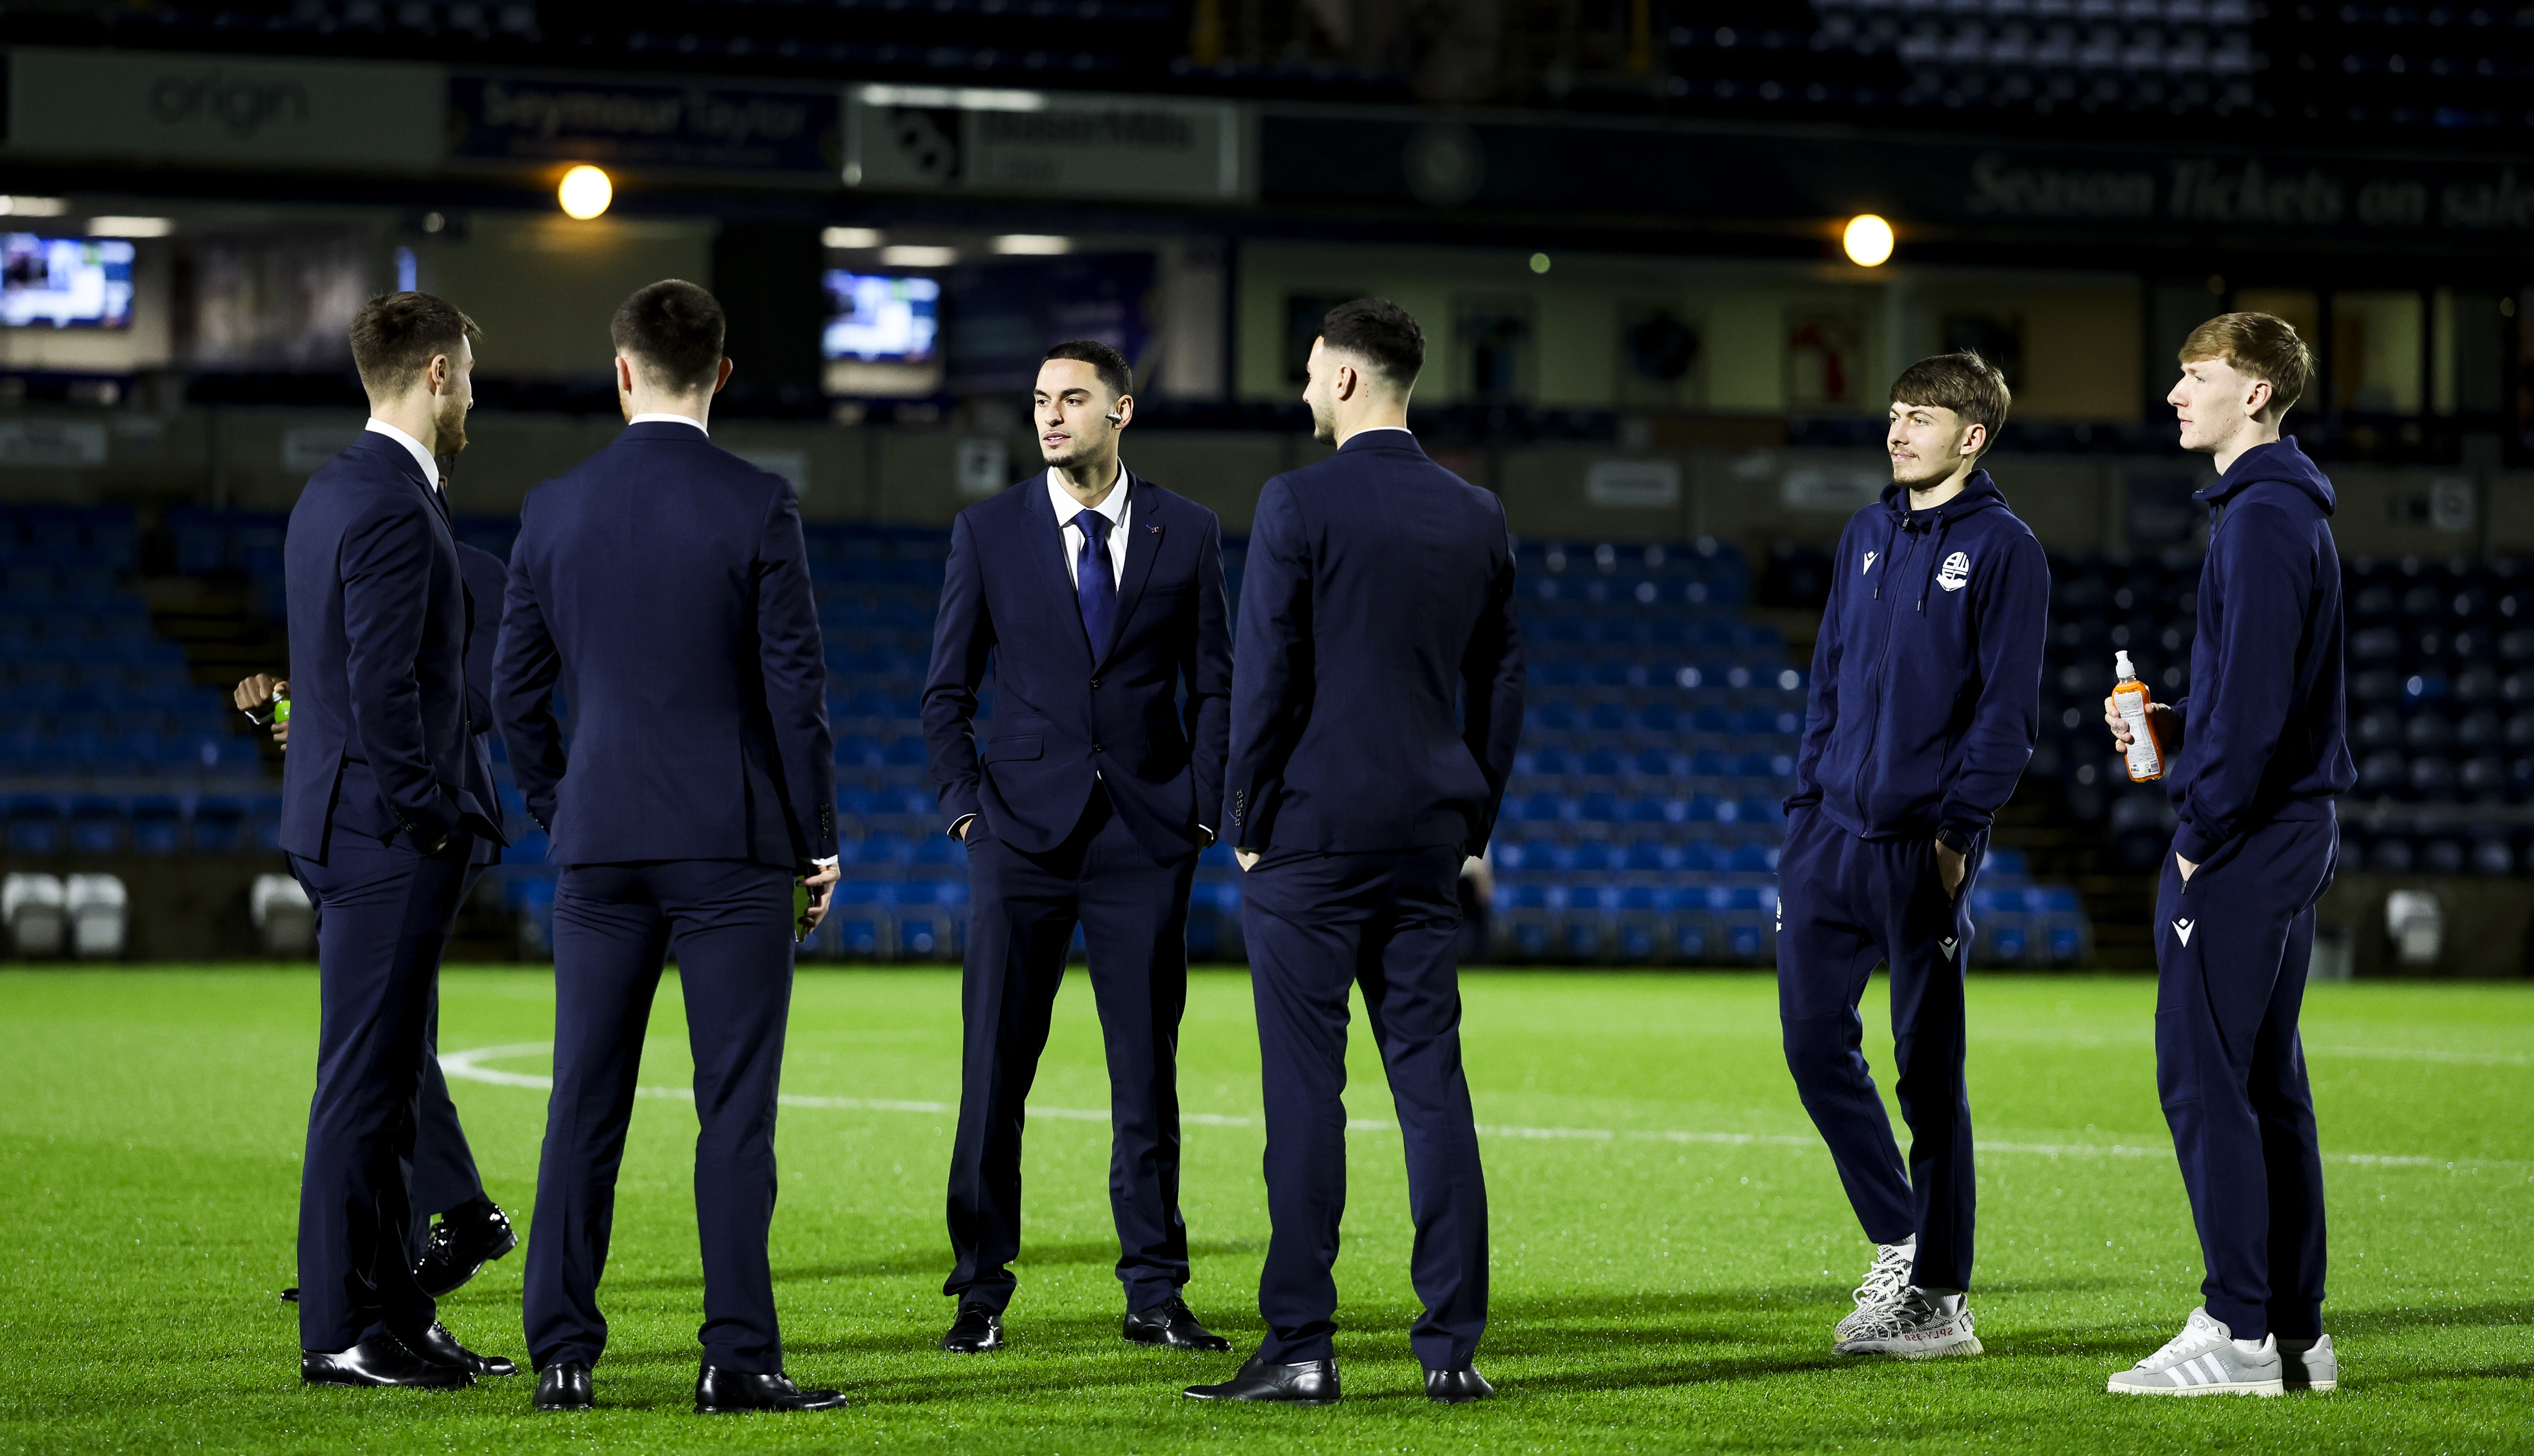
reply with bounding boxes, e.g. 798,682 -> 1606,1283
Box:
823,271 -> 939,362
1,235 -> 136,329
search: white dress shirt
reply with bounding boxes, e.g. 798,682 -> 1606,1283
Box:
363,418 -> 442,493
1050,460 -> 1131,590
629,412 -> 709,435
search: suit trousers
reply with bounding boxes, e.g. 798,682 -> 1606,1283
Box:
944,784 -> 1198,1312
1774,808 -> 1981,1290
1241,843 -> 1488,1370
403,863 -> 494,1256
2154,814 -> 2337,1341
523,859 -> 797,1374
289,829 -> 474,1353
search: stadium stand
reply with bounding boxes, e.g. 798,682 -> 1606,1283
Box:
27,495 -> 2534,966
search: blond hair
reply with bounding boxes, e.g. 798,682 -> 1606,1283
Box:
2179,312 -> 2313,422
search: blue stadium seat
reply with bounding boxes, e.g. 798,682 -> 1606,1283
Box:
130,795 -> 185,855
8,794 -> 63,855
191,795 -> 247,854
68,796 -> 124,855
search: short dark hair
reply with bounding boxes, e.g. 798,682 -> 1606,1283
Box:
1889,350 -> 2012,439
349,292 -> 480,398
611,279 -> 726,392
1041,339 -> 1132,399
1318,297 -> 1423,387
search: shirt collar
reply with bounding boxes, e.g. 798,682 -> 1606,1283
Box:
363,418 -> 440,491
1047,459 -> 1129,527
1340,425 -> 1415,449
628,412 -> 710,436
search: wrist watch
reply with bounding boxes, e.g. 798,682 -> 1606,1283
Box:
1933,827 -> 1973,856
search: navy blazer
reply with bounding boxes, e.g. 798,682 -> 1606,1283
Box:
1226,431 -> 1524,854
493,421 -> 837,872
279,432 -> 501,862
922,470 -> 1231,862
456,541 -> 509,869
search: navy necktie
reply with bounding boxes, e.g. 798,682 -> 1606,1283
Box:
1073,509 -> 1117,657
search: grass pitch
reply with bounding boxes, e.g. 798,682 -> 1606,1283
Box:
0,966 -> 2526,1455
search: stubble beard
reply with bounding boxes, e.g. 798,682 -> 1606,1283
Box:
436,394 -> 470,456
1309,398 -> 1337,444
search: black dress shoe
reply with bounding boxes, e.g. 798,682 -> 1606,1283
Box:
1183,1357 -> 1339,1404
694,1365 -> 849,1413
414,1200 -> 521,1298
400,1320 -> 520,1377
1425,1365 -> 1496,1403
1125,1296 -> 1233,1352
534,1361 -> 593,1412
941,1302 -> 1004,1353
302,1333 -> 473,1389
280,1287 -> 299,1303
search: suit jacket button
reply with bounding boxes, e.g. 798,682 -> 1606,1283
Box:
1089,678 -> 1101,689
1092,743 -> 1105,754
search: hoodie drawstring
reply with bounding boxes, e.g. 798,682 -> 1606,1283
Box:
1916,513 -> 1954,614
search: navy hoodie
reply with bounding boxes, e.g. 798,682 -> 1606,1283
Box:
1787,469 -> 2050,841
2166,437 -> 2355,864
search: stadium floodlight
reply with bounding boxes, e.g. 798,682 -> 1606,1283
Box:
824,226 -> 884,249
1842,214 -> 1894,267
991,234 -> 1073,255
558,165 -> 613,221
879,244 -> 959,268
0,196 -> 68,216
88,216 -> 173,238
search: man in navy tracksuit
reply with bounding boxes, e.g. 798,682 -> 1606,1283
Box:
2104,313 -> 2352,1399
1779,351 -> 2047,1358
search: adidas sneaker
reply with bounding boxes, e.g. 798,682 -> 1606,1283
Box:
2278,1334 -> 2337,1392
1833,1241 -> 1916,1342
1833,1288 -> 1982,1358
2105,1309 -> 2284,1396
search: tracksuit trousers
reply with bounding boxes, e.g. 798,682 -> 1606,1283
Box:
1775,808 -> 1980,1290
1241,843 -> 1488,1371
2153,812 -> 2337,1341
944,785 -> 1199,1314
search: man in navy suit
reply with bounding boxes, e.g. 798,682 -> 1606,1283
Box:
922,339 -> 1234,1356
281,290 -> 515,1389
241,534 -> 520,1309
1187,299 -> 1523,1407
495,280 -> 846,1415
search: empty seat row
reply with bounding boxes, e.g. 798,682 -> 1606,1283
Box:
4,791 -> 283,856
0,730 -> 264,777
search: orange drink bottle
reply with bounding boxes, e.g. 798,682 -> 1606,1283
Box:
2112,650 -> 2163,782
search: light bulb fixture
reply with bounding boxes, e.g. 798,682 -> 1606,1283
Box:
558,165 -> 613,221
1841,214 -> 1894,267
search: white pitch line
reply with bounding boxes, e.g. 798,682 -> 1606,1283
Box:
439,1045 -> 2532,1173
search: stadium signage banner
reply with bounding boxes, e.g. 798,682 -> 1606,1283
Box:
447,74 -> 842,176
2,47 -> 442,168
845,86 -> 1246,202
1259,111 -> 2534,247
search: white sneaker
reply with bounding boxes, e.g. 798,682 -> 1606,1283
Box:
1833,1241 -> 1916,1341
2106,1309 -> 2284,1396
2279,1334 -> 2337,1392
1833,1289 -> 1982,1358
